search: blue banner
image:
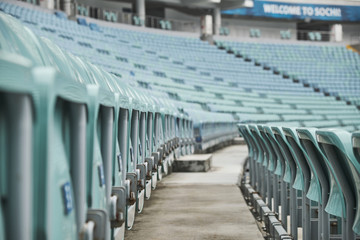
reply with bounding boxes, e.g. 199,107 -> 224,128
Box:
222,1 -> 360,22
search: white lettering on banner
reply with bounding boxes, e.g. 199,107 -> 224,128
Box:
263,4 -> 301,15
315,7 -> 341,17
264,3 -> 342,18
302,6 -> 314,16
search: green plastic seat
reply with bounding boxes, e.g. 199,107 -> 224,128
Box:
117,87 -> 148,216
282,127 -> 314,239
0,52 -> 40,240
263,126 -> 289,229
244,125 -> 267,207
159,20 -> 166,29
238,124 -> 254,162
257,124 -> 286,216
133,16 -> 140,26
258,125 -> 276,173
138,92 -> 160,196
132,91 -> 157,199
152,97 -> 171,175
166,21 -> 172,30
272,126 -> 302,239
239,124 -> 259,189
179,115 -> 188,156
249,125 -> 270,200
315,32 -> 322,41
258,125 -> 281,213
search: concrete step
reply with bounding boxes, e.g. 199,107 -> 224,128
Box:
173,154 -> 212,172
233,137 -> 246,145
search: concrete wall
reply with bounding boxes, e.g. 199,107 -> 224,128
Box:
76,0 -> 131,12
342,23 -> 360,44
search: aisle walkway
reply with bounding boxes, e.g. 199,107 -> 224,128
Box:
125,145 -> 263,240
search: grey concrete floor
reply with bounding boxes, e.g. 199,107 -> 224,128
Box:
125,145 -> 263,240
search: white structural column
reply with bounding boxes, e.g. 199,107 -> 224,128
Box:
213,7 -> 221,35
60,0 -> 72,16
40,0 -> 54,10
136,0 -> 146,26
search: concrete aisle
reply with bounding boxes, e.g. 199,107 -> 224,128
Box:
125,145 -> 263,240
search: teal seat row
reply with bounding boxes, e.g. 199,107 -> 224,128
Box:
0,12 -> 198,240
240,124 -> 360,240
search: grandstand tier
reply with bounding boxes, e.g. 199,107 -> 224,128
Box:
2,0 -> 357,130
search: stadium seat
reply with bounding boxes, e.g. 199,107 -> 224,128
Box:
0,52 -> 37,240
239,125 -> 258,188
89,23 -> 101,32
282,127 -> 313,239
54,11 -> 67,19
77,17 -> 87,26
258,125 -> 279,210
104,11 -> 117,22
166,20 -> 172,30
250,28 -> 261,38
77,6 -> 89,16
220,27 -> 229,36
159,19 -> 166,29
263,126 -> 289,229
133,16 -> 143,26
249,125 -> 269,201
315,32 -> 322,41
272,127 -> 300,238
280,30 -> 291,40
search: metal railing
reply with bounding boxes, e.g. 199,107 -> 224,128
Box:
143,15 -> 197,33
75,5 -> 198,33
350,32 -> 360,45
296,30 -> 331,42
219,26 -> 350,43
221,26 -> 295,40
